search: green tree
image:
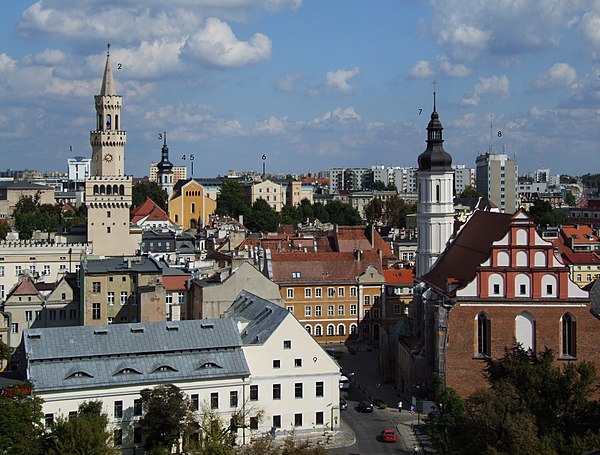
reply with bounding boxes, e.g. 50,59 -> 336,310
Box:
458,186 -> 481,199
192,405 -> 236,455
246,199 -> 280,233
0,339 -> 12,367
140,384 -> 193,453
0,388 -> 45,454
371,181 -> 387,191
386,182 -> 398,192
13,194 -> 61,239
132,181 -> 168,210
45,400 -> 116,455
325,201 -> 362,225
216,178 -> 251,219
0,220 -> 10,240
528,199 -> 568,228
364,198 -> 384,223
564,192 -> 576,206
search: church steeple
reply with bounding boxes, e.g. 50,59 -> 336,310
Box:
100,43 -> 116,97
418,88 -> 452,172
157,132 -> 174,199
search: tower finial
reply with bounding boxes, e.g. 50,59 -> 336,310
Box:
432,79 -> 437,112
163,131 -> 167,147
107,43 -> 111,57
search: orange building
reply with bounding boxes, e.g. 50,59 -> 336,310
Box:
168,179 -> 216,229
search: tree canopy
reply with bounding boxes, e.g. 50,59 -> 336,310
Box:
458,186 -> 481,199
528,199 -> 568,228
132,181 -> 168,210
0,387 -> 45,455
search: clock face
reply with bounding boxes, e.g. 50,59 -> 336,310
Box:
104,153 -> 113,162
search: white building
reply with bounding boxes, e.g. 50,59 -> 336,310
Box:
452,164 -> 474,195
21,291 -> 340,453
67,157 -> 91,184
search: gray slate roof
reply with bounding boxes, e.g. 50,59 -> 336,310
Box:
85,256 -> 162,274
226,290 -> 289,346
24,319 -> 249,392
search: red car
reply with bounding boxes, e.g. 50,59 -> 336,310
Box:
380,429 -> 396,443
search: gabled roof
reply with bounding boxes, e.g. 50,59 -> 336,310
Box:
422,210 -> 513,295
226,290 -> 289,346
561,225 -> 599,244
9,277 -> 39,296
561,252 -> 600,266
131,197 -> 172,224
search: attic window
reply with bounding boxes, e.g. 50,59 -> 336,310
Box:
198,362 -> 222,369
94,329 -> 108,335
292,271 -> 301,278
201,323 -> 214,329
66,371 -> 93,379
27,333 -> 41,339
166,325 -> 179,331
115,368 -> 142,376
153,365 -> 177,373
130,327 -> 145,333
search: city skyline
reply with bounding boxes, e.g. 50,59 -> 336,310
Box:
0,1 -> 598,178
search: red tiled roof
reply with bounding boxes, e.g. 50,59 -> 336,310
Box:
131,197 -> 172,224
11,277 -> 39,296
162,275 -> 190,291
422,210 -> 514,295
561,225 -> 599,244
269,249 -> 383,285
383,268 -> 414,285
561,252 -> 600,265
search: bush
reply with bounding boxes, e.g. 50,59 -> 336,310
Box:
373,399 -> 387,409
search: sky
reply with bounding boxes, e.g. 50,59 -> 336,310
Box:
0,0 -> 599,179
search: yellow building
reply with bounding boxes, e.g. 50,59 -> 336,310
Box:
168,179 -> 216,229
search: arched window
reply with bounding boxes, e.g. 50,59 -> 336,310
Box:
561,313 -> 576,358
119,185 -> 125,196
113,185 -> 118,195
191,202 -> 196,214
488,273 -> 504,297
497,251 -> 509,267
541,274 -> 557,297
327,324 -> 335,336
98,114 -> 103,130
106,185 -> 112,195
115,114 -> 119,130
93,185 -> 99,195
305,325 -> 312,335
106,114 -> 111,130
476,313 -> 491,357
337,324 -> 345,336
436,184 -> 440,202
515,273 -> 530,297
534,251 -> 546,267
100,185 -> 106,195
516,251 -> 528,267
516,228 -> 527,245
315,325 -> 323,336
515,312 -> 536,352
350,324 -> 357,335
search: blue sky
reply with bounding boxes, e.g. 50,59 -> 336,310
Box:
0,0 -> 598,178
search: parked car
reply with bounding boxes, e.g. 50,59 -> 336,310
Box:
357,401 -> 374,413
380,429 -> 396,443
340,397 -> 348,410
339,375 -> 350,390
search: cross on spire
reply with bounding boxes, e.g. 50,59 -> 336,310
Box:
107,43 -> 111,56
432,79 -> 437,112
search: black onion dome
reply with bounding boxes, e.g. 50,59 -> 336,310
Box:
417,108 -> 452,172
157,134 -> 173,172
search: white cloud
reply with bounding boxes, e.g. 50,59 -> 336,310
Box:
184,17 -> 272,67
276,72 -> 301,92
23,49 -> 67,66
307,107 -> 362,128
325,67 -> 359,93
408,60 -> 433,79
254,116 -> 288,134
581,11 -> 600,57
449,113 -> 478,128
534,63 -> 577,89
462,75 -> 510,106
0,54 -> 17,73
436,55 -> 470,78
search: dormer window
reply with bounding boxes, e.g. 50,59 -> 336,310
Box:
198,362 -> 222,369
153,365 -> 177,373
114,368 -> 142,376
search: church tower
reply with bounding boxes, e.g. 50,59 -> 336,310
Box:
415,90 -> 454,279
85,45 -> 137,256
156,132 -> 174,199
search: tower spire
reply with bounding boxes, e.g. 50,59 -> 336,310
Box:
432,79 -> 437,112
100,44 -> 116,96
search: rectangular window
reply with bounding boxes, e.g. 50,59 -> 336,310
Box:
315,288 -> 322,298
393,304 -> 401,315
250,385 -> 259,401
114,401 -> 123,418
546,284 -> 553,295
350,287 -> 356,297
294,358 -> 302,367
15,265 -> 21,276
364,295 -> 371,306
287,288 -> 294,299
338,287 -> 344,297
178,293 -> 185,304
287,306 -> 294,313
364,309 -> 370,319
283,340 -> 291,349
328,287 -> 335,297
493,284 -> 500,295
327,305 -> 334,316
295,383 -> 303,399
374,295 -> 380,305
350,304 -> 357,315
338,305 -> 344,316
45,413 -> 54,428
272,384 -> 281,400
519,284 -> 526,295
250,416 -> 259,430
92,303 -> 100,320
120,292 -> 127,305
0,266 -> 4,277
25,311 -> 32,322
316,381 -> 324,397
107,210 -> 111,218
210,392 -> 219,409
191,394 -> 199,411
316,411 -> 324,425
294,413 -> 302,427
305,306 -> 311,317
133,427 -> 142,444
114,429 -> 122,446
272,359 -> 280,368
132,399 -> 142,416
166,292 -> 173,304
305,288 -> 312,298
315,305 -> 322,316
49,310 -> 56,321
373,308 -> 380,319
230,391 -> 238,408
92,281 -> 101,293
108,292 -> 114,305
70,309 -> 77,319
59,309 -> 66,320
273,415 -> 281,428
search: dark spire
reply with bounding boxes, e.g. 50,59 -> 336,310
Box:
417,87 -> 452,172
157,132 -> 173,172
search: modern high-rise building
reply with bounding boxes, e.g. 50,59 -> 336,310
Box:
475,153 -> 518,213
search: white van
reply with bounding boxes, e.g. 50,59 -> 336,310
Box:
339,375 -> 350,390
